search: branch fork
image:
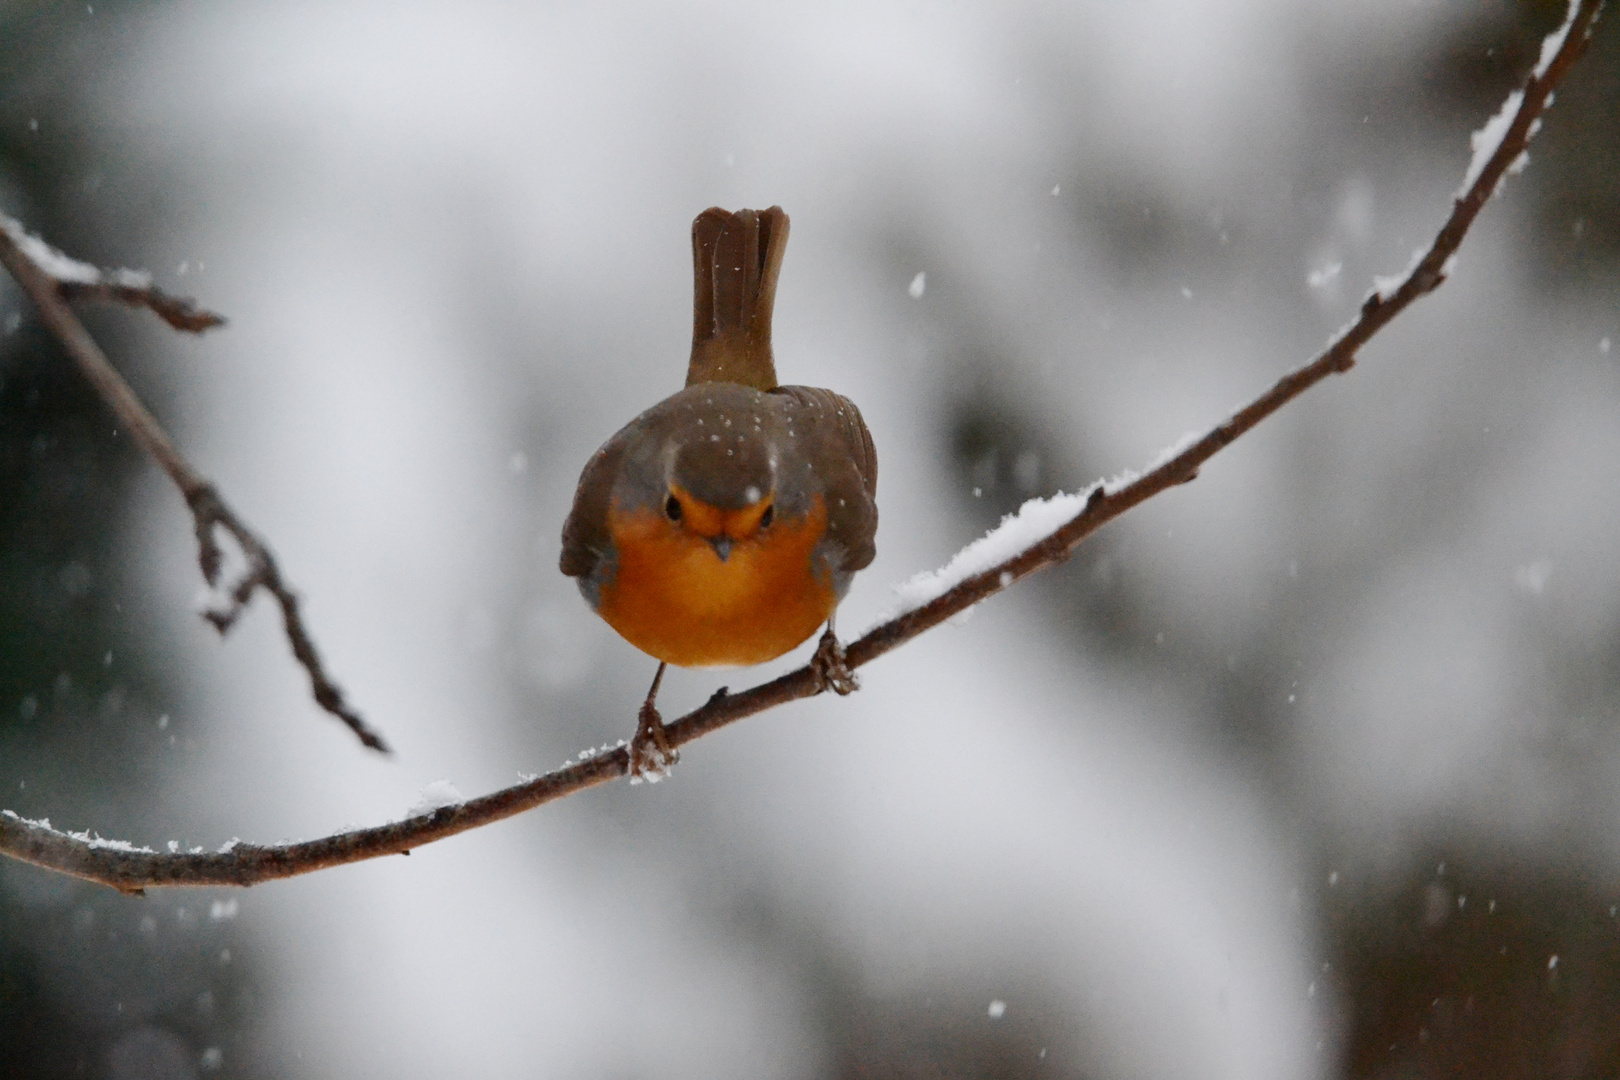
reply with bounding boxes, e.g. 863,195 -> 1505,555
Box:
0,213 -> 386,753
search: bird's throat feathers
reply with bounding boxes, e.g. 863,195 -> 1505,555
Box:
598,493 -> 833,667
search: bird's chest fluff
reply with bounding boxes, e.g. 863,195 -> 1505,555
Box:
597,497 -> 834,668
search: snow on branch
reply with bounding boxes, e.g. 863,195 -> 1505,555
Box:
892,490 -> 1097,614
0,213 -> 387,753
0,0 -> 1606,891
0,214 -> 226,332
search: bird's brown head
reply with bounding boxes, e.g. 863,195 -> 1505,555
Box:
660,408 -> 779,561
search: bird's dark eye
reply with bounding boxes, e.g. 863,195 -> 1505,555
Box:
759,504 -> 774,529
665,494 -> 683,521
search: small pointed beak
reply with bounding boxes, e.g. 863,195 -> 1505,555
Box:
710,536 -> 734,562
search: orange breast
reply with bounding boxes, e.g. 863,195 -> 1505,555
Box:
597,497 -> 835,668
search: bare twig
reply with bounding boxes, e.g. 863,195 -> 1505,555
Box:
0,215 -> 388,753
0,0 -> 1603,891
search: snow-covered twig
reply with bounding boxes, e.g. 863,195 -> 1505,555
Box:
0,214 -> 387,753
847,0 -> 1605,674
0,0 -> 1604,890
0,215 -> 226,332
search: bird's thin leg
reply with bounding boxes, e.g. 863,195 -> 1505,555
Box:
811,613 -> 859,696
629,661 -> 678,781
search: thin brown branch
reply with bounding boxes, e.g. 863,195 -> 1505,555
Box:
58,279 -> 227,333
0,219 -> 227,332
0,0 -> 1603,891
0,215 -> 388,753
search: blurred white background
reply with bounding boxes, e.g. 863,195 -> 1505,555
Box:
2,1 -> 1618,1078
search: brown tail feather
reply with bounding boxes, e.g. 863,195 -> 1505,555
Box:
687,206 -> 789,390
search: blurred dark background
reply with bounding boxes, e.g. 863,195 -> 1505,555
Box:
2,1 -> 1618,1077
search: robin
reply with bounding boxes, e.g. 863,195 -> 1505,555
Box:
560,206 -> 878,777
